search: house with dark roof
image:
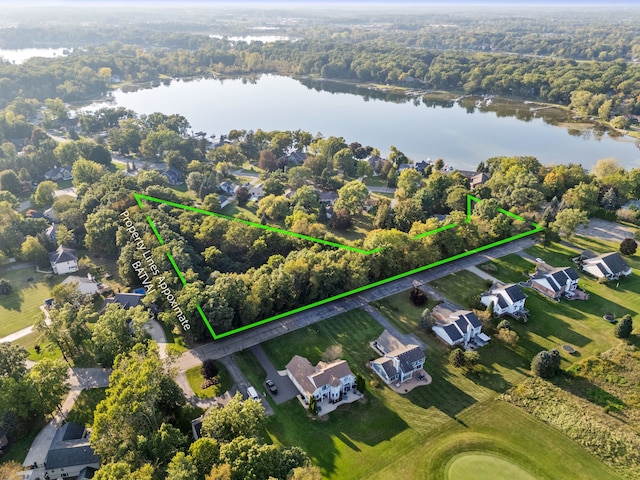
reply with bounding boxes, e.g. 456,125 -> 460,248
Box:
414,160 -> 429,174
48,245 -> 79,275
44,166 -> 73,181
162,167 -> 183,185
101,292 -> 144,312
287,151 -> 307,165
45,223 -> 59,244
286,355 -> 356,404
580,251 -> 632,280
41,422 -> 99,480
481,282 -> 528,318
371,330 -> 425,385
219,181 -> 238,196
316,190 -> 339,206
530,263 -> 580,300
432,302 -> 488,347
470,172 -> 490,189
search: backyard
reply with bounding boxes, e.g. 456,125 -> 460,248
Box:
0,264 -> 61,338
235,309 -> 617,479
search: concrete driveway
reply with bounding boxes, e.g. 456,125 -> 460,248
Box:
577,218 -> 634,243
249,345 -> 299,405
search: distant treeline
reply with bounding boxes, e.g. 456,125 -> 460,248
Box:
1,38 -> 640,117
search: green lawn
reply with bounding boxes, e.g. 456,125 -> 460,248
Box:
0,265 -> 61,337
373,401 -> 621,480
429,270 -> 489,307
66,388 -> 107,427
242,309 -> 618,479
525,242 -> 579,268
478,254 -> 534,284
446,452 -> 537,480
13,330 -> 63,362
186,361 -> 232,398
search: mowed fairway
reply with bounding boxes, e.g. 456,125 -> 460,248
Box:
254,310 -> 619,479
0,265 -> 59,337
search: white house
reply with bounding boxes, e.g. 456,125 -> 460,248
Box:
60,274 -> 110,296
530,263 -> 579,299
44,166 -> 72,181
432,302 -> 488,347
48,245 -> 78,275
481,283 -> 528,318
286,355 -> 356,403
371,330 -> 425,385
581,251 -> 632,280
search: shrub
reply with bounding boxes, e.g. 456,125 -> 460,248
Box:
0,278 -> 12,295
449,348 -> 466,368
616,208 -> 640,225
309,396 -> 317,415
463,350 -> 480,366
531,349 -> 561,378
356,374 -> 366,393
620,238 -> 638,256
496,328 -> 519,346
614,315 -> 633,339
201,359 -> 219,379
409,287 -> 427,306
497,319 -> 511,330
479,262 -> 498,273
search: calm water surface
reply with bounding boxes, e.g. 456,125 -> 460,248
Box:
0,48 -> 71,64
84,75 -> 640,171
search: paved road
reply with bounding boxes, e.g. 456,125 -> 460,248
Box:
176,236 -> 537,371
248,345 -> 299,405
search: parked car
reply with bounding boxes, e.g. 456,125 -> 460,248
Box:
265,379 -> 278,394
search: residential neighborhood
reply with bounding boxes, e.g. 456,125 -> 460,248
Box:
1,4 -> 640,479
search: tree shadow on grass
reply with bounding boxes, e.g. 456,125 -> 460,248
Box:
551,372 -> 626,413
270,394 -> 408,478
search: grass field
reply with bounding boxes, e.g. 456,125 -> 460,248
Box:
478,254 -> 533,284
0,417 -> 48,465
0,265 -> 61,337
247,309 -> 617,479
186,361 -> 232,398
429,270 -> 490,307
13,330 -> 63,361
67,388 -> 107,427
446,452 -> 537,480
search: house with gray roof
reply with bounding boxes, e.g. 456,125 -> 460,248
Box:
371,330 -> 425,385
101,292 -> 145,312
530,263 -> 580,300
44,166 -> 72,181
432,302 -> 488,347
286,355 -> 356,404
481,282 -> 528,318
580,251 -> 632,280
41,422 -> 99,480
48,245 -> 78,275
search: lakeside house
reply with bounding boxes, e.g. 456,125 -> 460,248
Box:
48,245 -> 79,275
480,283 -> 528,319
580,251 -> 632,280
371,330 -> 425,385
530,263 -> 580,300
286,355 -> 356,404
432,302 -> 489,348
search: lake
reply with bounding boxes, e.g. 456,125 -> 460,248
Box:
0,47 -> 72,64
83,75 -> 640,172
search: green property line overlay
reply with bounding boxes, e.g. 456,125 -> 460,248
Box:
136,192 -> 543,340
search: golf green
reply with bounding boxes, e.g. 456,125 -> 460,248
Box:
447,452 -> 538,480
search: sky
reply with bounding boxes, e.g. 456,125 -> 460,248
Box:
0,0 -> 636,5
